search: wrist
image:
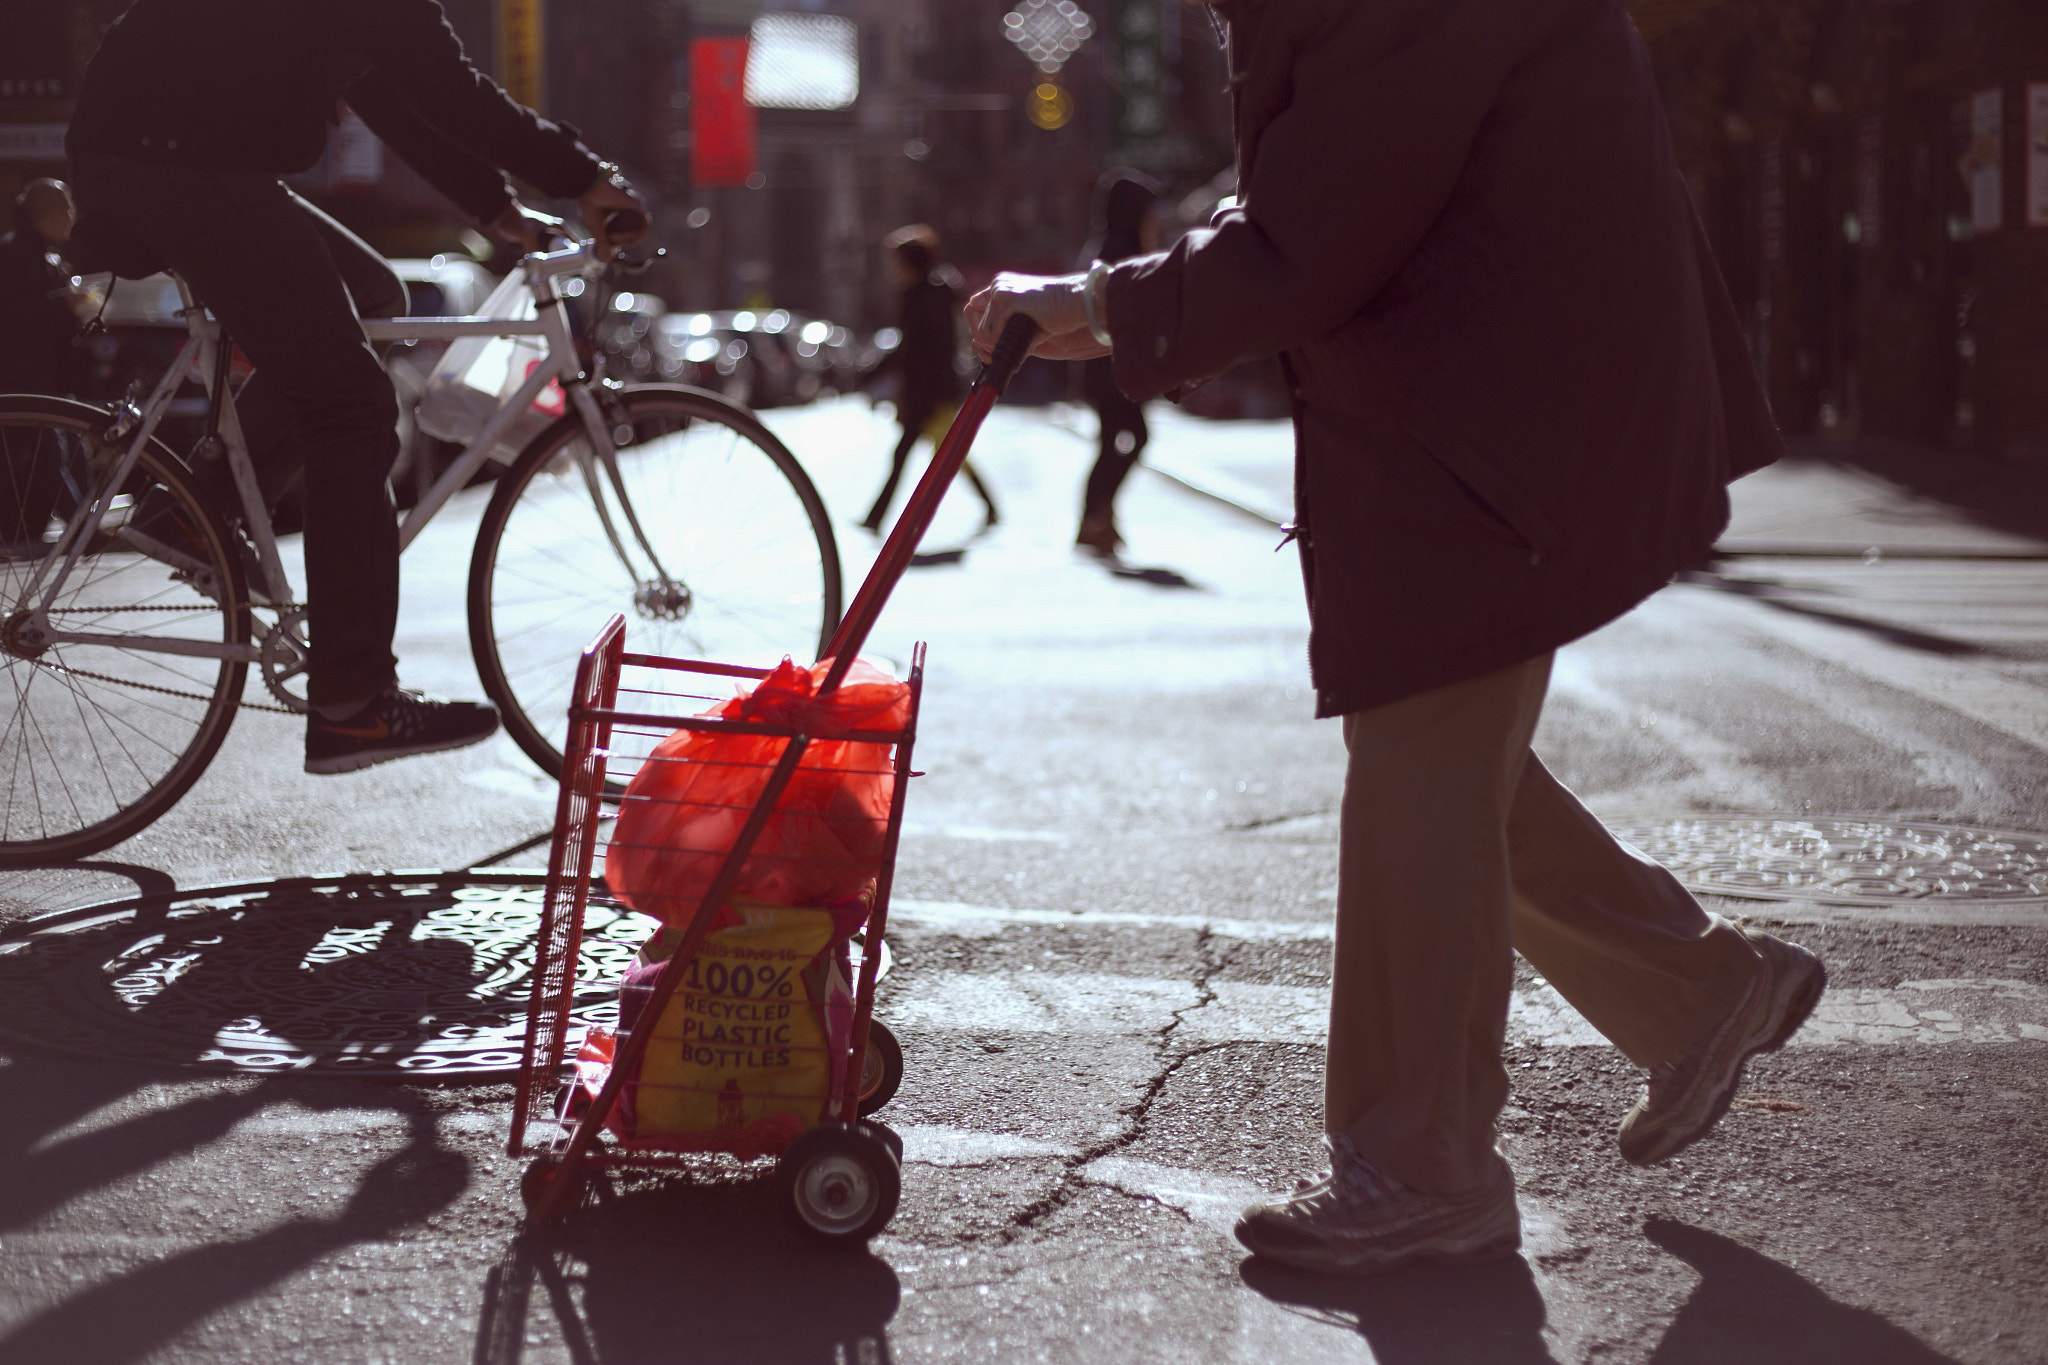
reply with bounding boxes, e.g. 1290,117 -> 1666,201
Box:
1081,260 -> 1113,348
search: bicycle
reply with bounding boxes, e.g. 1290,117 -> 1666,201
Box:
0,231 -> 842,865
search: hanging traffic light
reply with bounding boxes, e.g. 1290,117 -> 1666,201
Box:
1027,81 -> 1074,131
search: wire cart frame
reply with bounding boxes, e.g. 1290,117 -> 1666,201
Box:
508,314 -> 1040,1240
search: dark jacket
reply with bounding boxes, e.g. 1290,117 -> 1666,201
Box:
0,227 -> 77,394
888,273 -> 965,418
1104,0 -> 1781,717
66,0 -> 598,222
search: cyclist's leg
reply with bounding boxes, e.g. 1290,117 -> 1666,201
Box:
234,190 -> 411,510
74,154 -> 401,712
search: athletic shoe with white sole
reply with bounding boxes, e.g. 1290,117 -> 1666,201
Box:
304,688 -> 499,775
1234,1134 -> 1522,1275
1616,923 -> 1826,1166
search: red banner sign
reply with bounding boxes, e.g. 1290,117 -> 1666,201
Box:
691,37 -> 757,188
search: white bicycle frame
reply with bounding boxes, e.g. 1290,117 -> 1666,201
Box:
16,239 -> 673,671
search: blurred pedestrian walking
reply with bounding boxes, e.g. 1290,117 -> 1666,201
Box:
859,225 -> 999,535
0,178 -> 88,548
969,0 -> 1826,1278
0,179 -> 84,396
1074,170 -> 1162,559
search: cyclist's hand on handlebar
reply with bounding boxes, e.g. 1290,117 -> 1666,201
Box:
490,201 -> 567,253
965,272 -> 1110,364
580,171 -> 650,261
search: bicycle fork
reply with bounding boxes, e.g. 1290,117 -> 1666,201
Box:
566,382 -> 691,622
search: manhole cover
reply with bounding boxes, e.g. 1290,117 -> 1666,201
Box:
0,873 -> 649,1077
1613,816 -> 2048,905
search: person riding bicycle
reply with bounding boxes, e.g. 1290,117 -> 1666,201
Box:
65,0 -> 648,775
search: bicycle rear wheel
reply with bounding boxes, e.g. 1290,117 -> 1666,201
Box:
0,396 -> 249,864
469,385 -> 841,782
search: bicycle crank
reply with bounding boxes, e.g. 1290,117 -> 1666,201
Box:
258,607 -> 313,712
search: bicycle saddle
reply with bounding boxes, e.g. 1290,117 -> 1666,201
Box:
66,212 -> 166,280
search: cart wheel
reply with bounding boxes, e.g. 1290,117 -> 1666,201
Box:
520,1155 -> 590,1218
856,1020 -> 903,1117
777,1122 -> 900,1243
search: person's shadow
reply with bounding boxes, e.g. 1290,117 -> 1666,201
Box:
1644,1219 -> 1961,1364
476,1171 -> 900,1365
1238,1220 -> 1965,1365
1240,1251 -> 1562,1364
0,867 -> 487,1362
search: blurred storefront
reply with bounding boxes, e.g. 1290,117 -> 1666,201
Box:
1635,0 -> 2048,462
7,1 -> 1235,334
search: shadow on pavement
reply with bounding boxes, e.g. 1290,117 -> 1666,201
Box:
1238,1251 -> 1562,1364
1644,1218 -> 1962,1365
0,859 -> 179,927
1674,565 -> 1997,657
478,1175 -> 900,1365
0,1075 -> 468,1365
1786,437 -> 2048,550
1108,560 -> 1201,589
0,864 -> 485,1363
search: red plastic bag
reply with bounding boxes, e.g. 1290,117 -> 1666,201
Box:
604,657 -> 911,922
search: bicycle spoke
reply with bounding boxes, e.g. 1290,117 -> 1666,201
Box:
474,389 -> 839,781
0,404 -> 246,861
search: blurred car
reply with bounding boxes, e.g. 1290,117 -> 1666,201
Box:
653,308 -> 866,409
75,271 -> 208,447
382,255 -> 506,505
784,314 -> 863,395
596,288 -> 665,383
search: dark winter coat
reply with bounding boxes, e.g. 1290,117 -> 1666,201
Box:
1103,0 -> 1781,717
66,0 -> 599,221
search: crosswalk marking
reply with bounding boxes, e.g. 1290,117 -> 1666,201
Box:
892,898 -> 1337,942
881,970 -> 2048,1050
1676,580 -> 2048,753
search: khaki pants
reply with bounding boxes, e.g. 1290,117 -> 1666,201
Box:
1326,653 -> 1761,1193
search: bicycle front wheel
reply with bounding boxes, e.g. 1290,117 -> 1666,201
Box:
0,395 -> 249,864
469,385 -> 841,781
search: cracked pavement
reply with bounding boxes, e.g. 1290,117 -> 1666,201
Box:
0,399 -> 2044,1362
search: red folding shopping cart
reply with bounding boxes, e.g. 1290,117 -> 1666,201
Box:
508,316 -> 1039,1241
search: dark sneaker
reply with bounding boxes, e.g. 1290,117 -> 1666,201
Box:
1616,923 -> 1826,1166
1234,1134 -> 1521,1276
1074,510 -> 1122,559
305,688 -> 499,775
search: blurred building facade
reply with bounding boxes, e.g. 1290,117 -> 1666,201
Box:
2,0 -> 1232,331
1634,0 -> 2048,462
20,1 -> 2037,453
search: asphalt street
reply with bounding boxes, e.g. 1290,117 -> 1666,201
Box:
0,394 -> 2043,1364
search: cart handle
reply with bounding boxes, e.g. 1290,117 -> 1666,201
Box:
982,310 -> 1040,394
819,314 -> 1038,687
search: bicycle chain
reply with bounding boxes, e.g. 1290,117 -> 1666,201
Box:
25,604 -> 310,716
25,656 -> 299,715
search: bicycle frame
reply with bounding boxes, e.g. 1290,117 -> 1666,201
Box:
19,239 -> 675,670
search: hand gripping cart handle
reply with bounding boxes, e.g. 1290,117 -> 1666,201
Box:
511,315 -> 1041,1238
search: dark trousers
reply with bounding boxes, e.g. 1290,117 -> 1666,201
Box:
862,400 -> 997,531
1080,356 -> 1146,524
1083,396 -> 1147,521
73,155 -> 408,709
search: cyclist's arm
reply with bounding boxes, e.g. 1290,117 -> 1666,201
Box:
348,0 -> 604,203
344,75 -> 517,224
